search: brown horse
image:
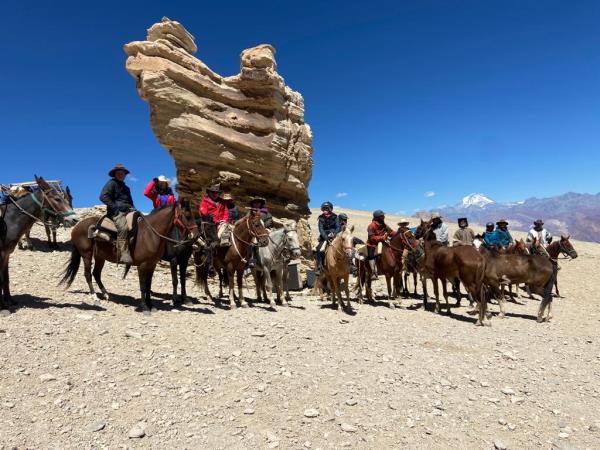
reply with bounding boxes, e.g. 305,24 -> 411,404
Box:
206,211 -> 269,309
1,176 -> 78,314
321,226 -> 355,311
421,226 -> 488,325
538,235 -> 578,297
61,203 -> 196,315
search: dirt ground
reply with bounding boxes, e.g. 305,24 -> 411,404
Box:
1,209 -> 599,450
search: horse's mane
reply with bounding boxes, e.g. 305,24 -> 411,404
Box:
148,203 -> 176,215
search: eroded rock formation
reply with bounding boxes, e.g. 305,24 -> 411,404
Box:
124,17 -> 313,219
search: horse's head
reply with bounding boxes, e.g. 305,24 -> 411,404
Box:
283,222 -> 302,259
415,219 -> 431,240
34,175 -> 78,226
338,225 -> 355,258
248,210 -> 269,247
559,235 -> 578,259
514,238 -> 530,255
401,230 -> 421,250
174,201 -> 199,241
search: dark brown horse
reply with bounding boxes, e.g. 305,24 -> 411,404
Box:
420,225 -> 488,325
1,176 -> 78,314
61,203 -> 196,315
197,211 -> 269,309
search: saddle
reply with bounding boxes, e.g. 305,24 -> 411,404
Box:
88,212 -> 139,242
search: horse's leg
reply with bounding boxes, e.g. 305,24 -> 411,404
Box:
237,270 -> 249,308
137,267 -> 151,315
331,277 -> 340,309
83,252 -> 97,302
277,269 -> 288,306
52,228 -> 57,249
263,268 -> 276,310
453,278 -> 461,306
219,270 -> 225,299
412,272 -> 417,296
170,259 -> 180,305
385,275 -> 395,309
442,278 -> 451,315
179,256 -> 191,305
499,284 -> 506,318
147,268 -> 156,313
1,263 -> 11,314
432,278 -> 441,314
227,268 -> 236,309
343,274 -> 351,310
283,266 -> 292,303
92,258 -> 109,301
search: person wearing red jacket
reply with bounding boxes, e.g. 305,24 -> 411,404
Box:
199,184 -> 229,231
143,175 -> 176,210
367,210 -> 396,277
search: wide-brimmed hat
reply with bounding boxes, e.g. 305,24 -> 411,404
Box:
249,196 -> 266,206
207,183 -> 221,193
157,175 -> 170,184
221,193 -> 233,201
108,164 -> 130,177
496,219 -> 509,225
398,219 -> 410,226
431,212 -> 441,220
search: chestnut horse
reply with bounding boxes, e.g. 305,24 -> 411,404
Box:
1,176 -> 78,314
200,211 -> 269,309
536,236 -> 578,297
61,203 -> 196,314
321,226 -> 355,311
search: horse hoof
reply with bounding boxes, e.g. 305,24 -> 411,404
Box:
499,313 -> 505,319
151,307 -> 158,313
475,320 -> 483,326
0,309 -> 11,317
142,310 -> 151,316
388,302 -> 395,309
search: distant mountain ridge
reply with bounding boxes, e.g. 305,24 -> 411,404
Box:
417,191 -> 600,243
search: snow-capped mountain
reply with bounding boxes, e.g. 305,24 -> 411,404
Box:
416,192 -> 600,243
460,193 -> 495,208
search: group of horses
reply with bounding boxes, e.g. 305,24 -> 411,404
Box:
1,178 -> 579,325
315,219 -> 578,326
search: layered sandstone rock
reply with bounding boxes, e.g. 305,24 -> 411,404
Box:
124,17 -> 313,220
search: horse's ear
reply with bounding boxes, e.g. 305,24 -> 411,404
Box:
350,225 -> 355,233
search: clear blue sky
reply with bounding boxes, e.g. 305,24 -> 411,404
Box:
2,0 -> 599,214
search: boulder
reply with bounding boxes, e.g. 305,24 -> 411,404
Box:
124,17 -> 313,220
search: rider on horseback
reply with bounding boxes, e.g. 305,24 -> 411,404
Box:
99,164 -> 135,264
526,219 -> 552,247
452,217 -> 475,246
367,210 -> 396,278
143,175 -> 176,210
222,193 -> 239,223
314,201 -> 340,274
246,196 -> 273,269
494,219 -> 514,249
430,212 -> 449,245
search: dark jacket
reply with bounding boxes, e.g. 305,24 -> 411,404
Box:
318,213 -> 340,242
228,204 -> 240,223
245,207 -> 273,228
100,178 -> 134,218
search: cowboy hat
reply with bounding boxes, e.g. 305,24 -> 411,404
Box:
157,175 -> 170,184
221,193 -> 233,201
398,219 -> 410,226
206,183 -> 221,192
249,196 -> 266,206
108,164 -> 130,177
431,212 -> 441,220
496,219 -> 509,225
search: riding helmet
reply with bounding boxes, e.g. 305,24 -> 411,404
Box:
373,210 -> 385,219
321,201 -> 333,211
338,213 -> 348,222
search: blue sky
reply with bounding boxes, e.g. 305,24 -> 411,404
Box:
1,0 -> 599,214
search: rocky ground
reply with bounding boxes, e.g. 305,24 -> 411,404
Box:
1,211 -> 599,450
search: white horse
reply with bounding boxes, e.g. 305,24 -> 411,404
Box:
253,223 -> 302,310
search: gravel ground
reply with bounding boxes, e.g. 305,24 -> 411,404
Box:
1,214 -> 599,450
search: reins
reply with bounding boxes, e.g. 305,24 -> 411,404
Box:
138,206 -> 201,247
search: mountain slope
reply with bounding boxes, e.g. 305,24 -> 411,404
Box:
418,192 -> 600,243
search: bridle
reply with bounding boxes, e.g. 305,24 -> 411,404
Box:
7,189 -> 76,226
267,228 -> 301,263
139,204 -> 201,247
230,215 -> 269,263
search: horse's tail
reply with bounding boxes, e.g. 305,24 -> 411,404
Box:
59,245 -> 81,287
122,264 -> 131,280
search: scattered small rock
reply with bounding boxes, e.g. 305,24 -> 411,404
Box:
128,424 -> 146,439
345,399 -> 358,406
86,420 -> 106,432
251,331 -> 266,337
494,439 -> 507,450
304,408 -> 320,418
39,373 -> 56,382
341,423 -> 357,433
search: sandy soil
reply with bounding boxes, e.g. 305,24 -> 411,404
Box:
1,209 -> 599,450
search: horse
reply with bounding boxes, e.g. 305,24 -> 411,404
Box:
253,222 -> 302,310
61,203 -> 196,315
123,200 -> 213,306
198,211 -> 269,309
321,226 -> 356,311
535,235 -> 578,297
20,186 -> 73,250
1,176 -> 78,314
420,225 -> 488,325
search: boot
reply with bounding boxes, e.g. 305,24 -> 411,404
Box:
315,251 -> 324,274
117,238 -> 133,264
369,259 -> 378,280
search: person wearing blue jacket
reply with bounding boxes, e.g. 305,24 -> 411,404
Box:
494,219 -> 514,249
315,201 -> 341,273
482,222 -> 498,247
